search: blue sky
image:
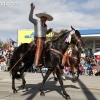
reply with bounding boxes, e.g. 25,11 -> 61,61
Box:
0,0 -> 100,43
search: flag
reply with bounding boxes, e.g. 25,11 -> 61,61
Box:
9,38 -> 17,45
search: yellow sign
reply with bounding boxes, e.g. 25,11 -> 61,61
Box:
18,29 -> 53,44
18,29 -> 34,44
46,32 -> 53,37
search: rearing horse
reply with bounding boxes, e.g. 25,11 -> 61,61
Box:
8,26 -> 84,99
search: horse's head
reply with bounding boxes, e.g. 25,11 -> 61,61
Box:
54,26 -> 84,52
70,26 -> 85,52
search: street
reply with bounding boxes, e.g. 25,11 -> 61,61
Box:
0,72 -> 100,100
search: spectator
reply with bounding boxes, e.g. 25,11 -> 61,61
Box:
92,60 -> 100,76
63,66 -> 71,75
79,65 -> 84,75
1,56 -> 7,71
84,56 -> 92,75
0,48 -> 3,59
80,57 -> 86,74
92,66 -> 100,76
80,57 -> 86,67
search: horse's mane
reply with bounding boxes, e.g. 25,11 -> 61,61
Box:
75,30 -> 81,38
51,31 -> 70,42
59,31 -> 70,38
52,30 -> 81,43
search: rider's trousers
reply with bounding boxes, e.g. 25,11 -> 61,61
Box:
34,38 -> 44,67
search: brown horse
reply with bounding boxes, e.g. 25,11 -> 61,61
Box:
53,44 -> 81,82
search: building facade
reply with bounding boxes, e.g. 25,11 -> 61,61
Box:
79,29 -> 100,54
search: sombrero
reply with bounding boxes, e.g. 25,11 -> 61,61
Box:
35,12 -> 53,21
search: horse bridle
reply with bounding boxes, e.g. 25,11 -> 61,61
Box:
71,30 -> 84,51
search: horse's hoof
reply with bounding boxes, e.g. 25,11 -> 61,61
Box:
72,79 -> 76,83
54,77 -> 58,81
13,90 -> 17,93
40,92 -> 45,96
65,95 -> 71,100
21,85 -> 25,89
62,75 -> 66,80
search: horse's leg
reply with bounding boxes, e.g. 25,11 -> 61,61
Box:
21,74 -> 26,89
12,72 -> 17,93
71,64 -> 76,83
52,69 -> 58,81
39,69 -> 52,96
39,67 -> 45,78
52,68 -> 66,81
74,65 -> 79,81
71,64 -> 79,83
19,67 -> 27,89
60,69 -> 66,80
56,67 -> 70,100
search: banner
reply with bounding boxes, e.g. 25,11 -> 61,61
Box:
18,29 -> 53,44
18,29 -> 34,44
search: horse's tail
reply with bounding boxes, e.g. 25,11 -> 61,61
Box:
8,58 -> 15,73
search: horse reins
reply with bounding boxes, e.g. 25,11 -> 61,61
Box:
49,48 -> 64,56
73,32 -> 82,47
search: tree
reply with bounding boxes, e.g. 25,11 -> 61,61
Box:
2,43 -> 8,49
0,39 -> 3,48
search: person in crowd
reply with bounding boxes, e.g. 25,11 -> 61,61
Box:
1,56 -> 7,71
80,57 -> 86,74
92,60 -> 100,76
0,48 -> 3,59
63,66 -> 71,75
84,56 -> 92,75
79,64 -> 84,75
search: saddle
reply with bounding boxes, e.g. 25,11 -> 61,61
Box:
29,40 -> 52,61
29,39 -> 52,51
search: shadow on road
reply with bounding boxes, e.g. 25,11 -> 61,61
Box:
65,75 -> 97,100
15,75 -> 97,100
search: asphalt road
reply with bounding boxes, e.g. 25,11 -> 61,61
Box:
0,72 -> 100,100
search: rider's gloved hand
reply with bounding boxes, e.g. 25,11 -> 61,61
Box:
50,28 -> 53,32
30,3 -> 35,11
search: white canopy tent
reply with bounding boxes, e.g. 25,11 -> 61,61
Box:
94,51 -> 100,55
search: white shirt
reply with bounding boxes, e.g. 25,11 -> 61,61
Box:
29,10 -> 47,37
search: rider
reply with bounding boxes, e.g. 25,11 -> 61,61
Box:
29,3 -> 53,68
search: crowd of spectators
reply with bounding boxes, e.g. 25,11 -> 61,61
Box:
0,45 -> 100,76
0,45 -> 14,71
80,56 -> 100,76
63,56 -> 100,76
